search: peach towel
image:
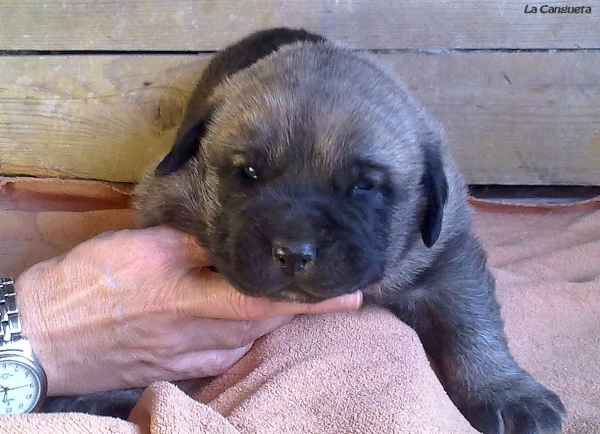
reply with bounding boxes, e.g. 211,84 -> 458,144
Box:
0,177 -> 598,433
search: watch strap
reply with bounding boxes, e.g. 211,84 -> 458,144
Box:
0,278 -> 22,344
0,277 -> 48,414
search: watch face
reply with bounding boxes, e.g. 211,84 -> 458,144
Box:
0,359 -> 42,414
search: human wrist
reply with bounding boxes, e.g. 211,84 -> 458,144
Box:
0,275 -> 49,412
14,263 -> 61,396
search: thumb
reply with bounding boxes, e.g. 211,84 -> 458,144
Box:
227,290 -> 364,321
175,268 -> 363,320
144,225 -> 214,268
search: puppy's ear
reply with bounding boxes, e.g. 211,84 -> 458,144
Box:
155,108 -> 213,177
420,142 -> 448,248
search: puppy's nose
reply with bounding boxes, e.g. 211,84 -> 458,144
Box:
272,239 -> 316,274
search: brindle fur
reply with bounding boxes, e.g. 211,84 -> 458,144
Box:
46,28 -> 564,434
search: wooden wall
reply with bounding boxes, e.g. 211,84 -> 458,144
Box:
0,1 -> 599,184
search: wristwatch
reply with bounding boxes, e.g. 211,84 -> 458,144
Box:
0,278 -> 47,414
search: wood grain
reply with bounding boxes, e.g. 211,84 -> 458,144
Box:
391,52 -> 600,185
0,55 -> 209,181
0,0 -> 598,51
1,52 -> 599,184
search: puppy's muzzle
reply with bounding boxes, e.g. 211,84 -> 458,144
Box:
272,239 -> 316,275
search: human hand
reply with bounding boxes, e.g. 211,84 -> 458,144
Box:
14,226 -> 362,396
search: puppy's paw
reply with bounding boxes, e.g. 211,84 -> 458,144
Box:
453,375 -> 565,434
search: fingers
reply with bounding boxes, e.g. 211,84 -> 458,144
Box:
136,226 -> 213,268
175,268 -> 363,320
88,226 -> 214,269
130,343 -> 255,386
168,228 -> 213,268
231,291 -> 364,320
158,310 -> 323,381
184,315 -> 295,350
165,343 -> 255,380
291,291 -> 364,315
239,315 -> 295,342
113,227 -> 363,321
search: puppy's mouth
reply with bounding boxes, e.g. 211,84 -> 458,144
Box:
210,264 -> 377,304
242,282 -> 361,304
268,287 -> 331,303
268,282 -> 364,303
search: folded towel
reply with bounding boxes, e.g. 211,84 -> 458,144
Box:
127,307 -> 478,434
0,178 -> 598,433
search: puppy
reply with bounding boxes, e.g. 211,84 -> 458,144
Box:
46,28 -> 565,433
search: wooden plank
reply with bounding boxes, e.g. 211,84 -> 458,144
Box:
0,55 -> 210,181
0,0 -> 598,51
1,52 -> 599,184
390,52 -> 600,185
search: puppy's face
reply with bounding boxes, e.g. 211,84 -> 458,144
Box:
204,111 -> 395,302
136,44 -> 447,303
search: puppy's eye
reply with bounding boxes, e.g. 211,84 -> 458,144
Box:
352,180 -> 375,193
243,166 -> 258,180
350,178 -> 379,197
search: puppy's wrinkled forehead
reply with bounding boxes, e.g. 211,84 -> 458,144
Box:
205,42 -> 422,177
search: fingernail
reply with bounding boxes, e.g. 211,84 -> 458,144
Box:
347,291 -> 363,309
352,291 -> 363,309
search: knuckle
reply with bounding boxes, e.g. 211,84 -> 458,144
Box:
231,293 -> 269,321
201,351 -> 241,377
215,321 -> 257,349
153,344 -> 175,361
228,321 -> 258,348
144,332 -> 184,361
122,228 -> 182,269
237,321 -> 259,347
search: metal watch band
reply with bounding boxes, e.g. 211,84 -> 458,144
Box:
0,277 -> 48,413
0,277 -> 22,344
